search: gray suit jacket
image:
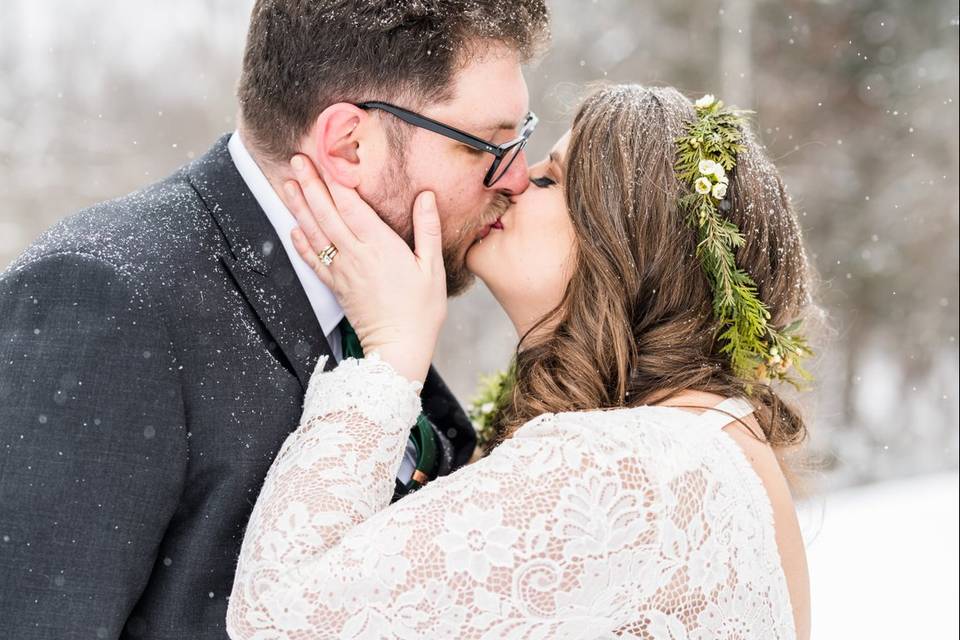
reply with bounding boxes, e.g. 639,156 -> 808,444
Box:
0,135 -> 476,639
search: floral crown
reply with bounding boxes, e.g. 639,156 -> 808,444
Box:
675,94 -> 811,386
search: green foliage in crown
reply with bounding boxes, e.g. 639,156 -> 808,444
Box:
675,95 -> 811,387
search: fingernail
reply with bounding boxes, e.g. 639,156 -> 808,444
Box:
284,181 -> 298,199
291,155 -> 304,171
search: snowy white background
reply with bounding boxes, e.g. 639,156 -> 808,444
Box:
1,1 -> 957,637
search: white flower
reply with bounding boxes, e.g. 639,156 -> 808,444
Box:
435,503 -> 519,582
695,94 -> 716,109
698,159 -> 717,176
694,177 -> 713,195
480,401 -> 495,415
711,163 -> 726,180
711,181 -> 728,199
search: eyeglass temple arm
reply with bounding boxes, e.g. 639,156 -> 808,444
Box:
357,101 -> 500,154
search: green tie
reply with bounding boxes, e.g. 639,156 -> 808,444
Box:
338,317 -> 437,491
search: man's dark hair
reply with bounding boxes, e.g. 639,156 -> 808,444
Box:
237,0 -> 550,163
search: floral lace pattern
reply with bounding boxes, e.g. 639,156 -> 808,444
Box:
227,355 -> 796,639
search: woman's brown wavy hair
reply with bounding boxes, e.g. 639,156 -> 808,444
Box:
487,84 -> 817,482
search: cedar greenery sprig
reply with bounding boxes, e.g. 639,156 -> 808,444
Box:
676,95 -> 812,387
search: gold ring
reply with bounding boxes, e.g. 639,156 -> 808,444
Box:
318,243 -> 338,266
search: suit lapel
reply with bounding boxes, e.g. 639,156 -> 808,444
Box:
422,365 -> 477,469
186,135 -> 336,390
185,135 -> 477,467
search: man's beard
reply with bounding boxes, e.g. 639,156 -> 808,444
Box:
368,160 -> 512,297
442,193 -> 510,296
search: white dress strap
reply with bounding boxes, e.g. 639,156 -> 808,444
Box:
697,397 -> 756,430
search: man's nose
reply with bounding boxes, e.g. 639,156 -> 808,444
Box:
492,149 -> 531,196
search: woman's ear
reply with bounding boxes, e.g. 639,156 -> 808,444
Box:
302,103 -> 366,188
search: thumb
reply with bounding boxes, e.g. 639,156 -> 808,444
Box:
412,191 -> 442,267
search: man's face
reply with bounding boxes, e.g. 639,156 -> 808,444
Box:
358,44 -> 533,296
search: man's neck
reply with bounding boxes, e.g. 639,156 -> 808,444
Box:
236,128 -> 297,205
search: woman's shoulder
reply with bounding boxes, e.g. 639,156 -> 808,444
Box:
515,403 -> 715,442
510,404 -> 729,469
507,400 -> 792,502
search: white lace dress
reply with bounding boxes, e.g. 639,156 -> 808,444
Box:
226,354 -> 796,639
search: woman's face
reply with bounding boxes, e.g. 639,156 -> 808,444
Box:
465,131 -> 577,336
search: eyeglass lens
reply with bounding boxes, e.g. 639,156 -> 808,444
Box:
486,140 -> 527,187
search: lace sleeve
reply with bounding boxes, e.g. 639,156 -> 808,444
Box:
226,358 -> 795,639
232,351 -> 422,568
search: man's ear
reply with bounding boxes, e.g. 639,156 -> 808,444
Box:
302,103 -> 367,188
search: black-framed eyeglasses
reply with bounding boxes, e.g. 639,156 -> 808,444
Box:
356,101 -> 538,188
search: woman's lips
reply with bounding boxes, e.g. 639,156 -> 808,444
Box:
477,216 -> 504,241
